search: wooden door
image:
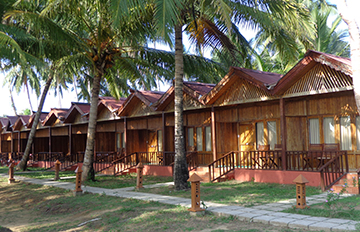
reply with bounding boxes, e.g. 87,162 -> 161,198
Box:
148,131 -> 157,152
238,124 -> 255,151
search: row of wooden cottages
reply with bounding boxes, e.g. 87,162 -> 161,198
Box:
0,50 -> 359,188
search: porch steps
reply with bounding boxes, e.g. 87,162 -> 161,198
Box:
331,173 -> 359,194
189,167 -> 234,183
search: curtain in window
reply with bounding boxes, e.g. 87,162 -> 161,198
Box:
116,133 -> 121,151
309,118 -> 320,144
205,126 -> 212,151
157,130 -> 163,152
188,128 -> 194,147
256,122 -> 264,149
267,121 -> 277,150
340,116 -> 351,150
356,117 -> 360,150
121,133 -> 125,149
323,117 -> 335,144
196,127 -> 203,151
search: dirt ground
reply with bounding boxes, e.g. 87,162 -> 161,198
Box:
0,178 -> 321,232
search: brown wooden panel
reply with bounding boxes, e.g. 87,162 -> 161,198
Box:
286,117 -> 306,150
34,137 -> 49,153
72,124 -> 87,134
166,115 -> 174,127
97,121 -> 115,132
51,136 -> 69,154
165,126 -> 174,151
115,121 -> 124,132
35,129 -> 49,138
72,134 -> 87,154
2,133 -> 12,141
238,124 -> 255,151
96,132 -> 115,152
285,100 -> 306,116
127,130 -> 147,153
20,132 -> 28,139
128,118 -> 147,130
51,126 -> 69,136
147,130 -> 157,152
216,108 -> 238,123
1,141 -> 11,152
186,111 -> 211,126
216,122 -> 237,153
148,117 -> 162,130
239,103 -> 280,122
97,108 -> 112,121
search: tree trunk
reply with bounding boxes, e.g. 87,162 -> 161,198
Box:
17,74 -> 53,170
25,80 -> 33,112
9,87 -> 18,116
173,24 -> 189,190
338,1 -> 360,109
81,72 -> 102,182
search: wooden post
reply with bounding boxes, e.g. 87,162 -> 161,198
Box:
162,112 -> 166,165
280,97 -> 287,170
211,106 -> 217,162
54,160 -> 61,181
10,132 -> 13,154
124,117 -> 127,156
49,127 -> 52,154
136,162 -> 144,190
18,131 -> 20,153
68,124 -> 72,156
293,174 -> 309,209
74,166 -> 83,196
8,160 -> 15,184
188,173 -> 205,213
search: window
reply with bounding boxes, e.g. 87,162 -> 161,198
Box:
309,118 -> 320,144
157,130 -> 163,152
196,127 -> 203,151
116,133 -> 125,151
205,126 -> 212,151
356,116 -> 360,150
256,122 -> 264,149
340,116 -> 351,150
323,117 -> 335,144
267,121 -> 277,150
188,128 -> 194,147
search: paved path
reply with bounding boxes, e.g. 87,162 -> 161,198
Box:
2,173 -> 359,231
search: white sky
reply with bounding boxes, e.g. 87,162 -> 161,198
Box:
0,0 -> 358,116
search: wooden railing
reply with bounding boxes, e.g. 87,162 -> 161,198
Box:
169,151 -> 199,171
113,152 -> 139,175
31,152 -> 64,169
137,151 -> 163,165
163,152 -> 175,165
234,150 -> 282,170
319,151 -> 348,191
11,152 -> 24,161
94,152 -> 119,173
0,152 -> 10,166
285,150 -> 346,171
208,151 -> 235,182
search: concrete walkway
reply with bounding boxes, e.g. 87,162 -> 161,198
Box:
2,173 -> 359,232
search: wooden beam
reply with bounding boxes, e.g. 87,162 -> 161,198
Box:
280,98 -> 287,170
162,112 -> 166,165
124,117 -> 127,156
49,127 -> 52,153
18,131 -> 20,152
211,106 -> 217,161
11,132 -> 13,153
69,124 -> 72,155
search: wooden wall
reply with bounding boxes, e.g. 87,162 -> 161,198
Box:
34,137 -> 49,153
71,134 -> 87,154
216,122 -> 237,153
127,130 -> 147,153
51,136 -> 69,154
96,132 -> 115,152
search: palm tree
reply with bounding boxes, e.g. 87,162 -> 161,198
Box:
129,0 -> 312,190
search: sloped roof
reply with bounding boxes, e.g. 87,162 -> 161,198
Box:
63,102 -> 91,123
0,117 -> 10,130
155,81 -> 215,111
273,50 -> 352,95
28,112 -> 49,129
43,108 -> 69,126
98,96 -> 126,112
202,67 -> 282,105
117,90 -> 164,116
13,115 -> 31,131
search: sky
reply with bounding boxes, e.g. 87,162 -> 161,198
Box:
0,0 -> 359,116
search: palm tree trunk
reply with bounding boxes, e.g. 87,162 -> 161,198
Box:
17,74 -> 53,170
25,80 -> 33,112
81,72 -> 101,182
339,1 -> 360,109
173,24 -> 189,190
9,87 -> 18,116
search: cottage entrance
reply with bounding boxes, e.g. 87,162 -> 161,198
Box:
238,124 -> 255,151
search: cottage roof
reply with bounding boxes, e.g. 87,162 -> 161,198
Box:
28,112 -> 49,129
117,90 -> 164,116
42,108 -> 69,126
0,117 -> 10,131
155,81 -> 215,111
13,115 -> 31,131
201,67 -> 282,105
63,102 -> 91,123
273,50 -> 352,95
98,96 -> 126,112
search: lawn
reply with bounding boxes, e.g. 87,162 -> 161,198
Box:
138,180 -> 323,207
0,176 -> 310,232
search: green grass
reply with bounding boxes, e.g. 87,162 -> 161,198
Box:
284,195 -> 360,221
138,180 -> 322,207
0,177 -> 306,232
